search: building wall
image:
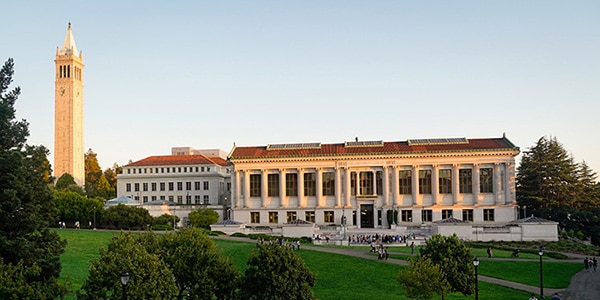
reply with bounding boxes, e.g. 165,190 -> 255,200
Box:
229,149 -> 518,228
117,164 -> 231,207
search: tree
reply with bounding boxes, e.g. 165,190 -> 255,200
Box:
55,172 -> 85,194
84,148 -> 102,198
397,257 -> 451,300
154,228 -> 239,299
95,174 -> 112,200
418,234 -> 474,298
102,163 -> 122,198
78,232 -> 177,300
188,207 -> 219,229
517,136 -> 579,214
153,213 -> 179,230
0,58 -> 67,298
239,243 -> 316,300
54,190 -> 103,228
102,205 -> 153,230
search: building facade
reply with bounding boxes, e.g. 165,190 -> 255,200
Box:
228,135 -> 521,230
54,23 -> 85,185
116,147 -> 232,220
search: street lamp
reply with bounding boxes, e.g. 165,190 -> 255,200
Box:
473,257 -> 479,300
120,271 -> 130,300
539,245 -> 544,299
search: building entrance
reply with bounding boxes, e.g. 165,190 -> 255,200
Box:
360,204 -> 374,228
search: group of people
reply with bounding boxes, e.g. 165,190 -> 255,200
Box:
584,257 -> 598,272
256,237 -> 301,250
58,221 -> 80,229
348,233 -> 411,244
369,243 -> 389,260
529,293 -> 561,300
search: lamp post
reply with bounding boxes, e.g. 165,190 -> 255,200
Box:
120,271 -> 130,300
539,245 -> 544,299
93,207 -> 96,230
473,257 -> 479,300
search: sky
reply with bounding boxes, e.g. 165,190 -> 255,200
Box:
3,1 -> 600,175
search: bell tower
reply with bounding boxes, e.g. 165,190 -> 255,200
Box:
54,22 -> 84,185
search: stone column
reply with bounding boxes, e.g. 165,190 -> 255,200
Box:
412,165 -> 420,206
261,169 -> 268,208
298,168 -> 305,207
243,170 -> 250,208
335,167 -> 342,207
316,168 -> 323,207
344,168 -> 351,207
494,163 -> 502,205
452,164 -> 459,205
473,164 -> 480,205
279,169 -> 286,207
383,166 -> 390,206
391,166 -> 399,206
432,165 -> 439,205
232,170 -> 239,208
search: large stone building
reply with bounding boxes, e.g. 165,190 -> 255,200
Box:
116,147 -> 232,223
223,135 -> 557,241
54,23 -> 85,185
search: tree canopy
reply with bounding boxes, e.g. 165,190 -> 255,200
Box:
0,58 -> 67,298
189,207 -> 219,229
418,234 -> 474,298
239,243 -> 316,300
397,256 -> 450,300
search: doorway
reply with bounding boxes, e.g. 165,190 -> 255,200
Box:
360,204 -> 374,228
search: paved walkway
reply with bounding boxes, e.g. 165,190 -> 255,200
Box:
213,236 -> 596,299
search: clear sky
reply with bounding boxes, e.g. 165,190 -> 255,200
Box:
3,1 -> 599,175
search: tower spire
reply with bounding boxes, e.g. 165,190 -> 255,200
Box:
60,22 -> 79,56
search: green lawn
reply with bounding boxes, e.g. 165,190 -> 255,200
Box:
57,230 -> 575,300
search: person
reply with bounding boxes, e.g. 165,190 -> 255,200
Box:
551,292 -> 561,300
487,247 -> 493,258
75,220 -> 80,230
410,242 -> 415,254
529,294 -> 538,300
584,257 -> 589,272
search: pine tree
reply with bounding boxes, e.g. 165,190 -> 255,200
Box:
0,58 -> 67,297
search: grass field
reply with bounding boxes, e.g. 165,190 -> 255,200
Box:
57,230 -> 579,300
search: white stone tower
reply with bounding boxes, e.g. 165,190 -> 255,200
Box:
54,22 -> 84,185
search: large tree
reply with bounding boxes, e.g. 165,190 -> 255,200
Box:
418,234 -> 474,298
239,243 -> 316,300
397,256 -> 451,300
0,58 -> 67,297
84,148 -> 103,198
188,207 -> 219,229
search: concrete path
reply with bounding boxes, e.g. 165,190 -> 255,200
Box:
213,236 -> 587,299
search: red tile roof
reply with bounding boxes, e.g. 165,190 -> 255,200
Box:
126,154 -> 230,167
229,137 -> 519,159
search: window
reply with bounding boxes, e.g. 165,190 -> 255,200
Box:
203,181 -> 209,190
195,181 -> 201,190
151,182 -> 157,191
143,183 -> 148,192
401,210 -> 412,222
160,195 -> 165,200
442,209 -> 453,219
439,169 -> 452,194
462,209 -> 474,222
351,172 -> 357,195
142,196 -> 148,203
421,209 -> 432,222
483,209 -> 495,221
419,170 -> 432,194
186,182 -> 191,191
177,182 -> 183,191
250,174 -> 261,197
168,182 -> 174,191
151,196 -> 157,201
286,173 -> 298,196
459,169 -> 472,193
268,212 -> 278,224
186,194 -> 192,204
268,174 -> 279,197
359,172 -> 374,195
305,211 -> 315,223
480,168 -> 493,193
304,173 -> 316,197
376,171 -> 383,195
322,172 -> 335,196
126,183 -> 131,192
250,212 -> 260,223
203,195 -> 209,205
324,211 -> 334,223
286,211 -> 297,222
194,195 -> 201,204
399,170 -> 412,194
134,183 -> 139,192
177,195 -> 183,204
377,210 -> 382,226
168,195 -> 174,202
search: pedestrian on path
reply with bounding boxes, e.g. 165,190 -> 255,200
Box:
487,247 -> 493,258
551,292 -> 561,300
529,294 -> 538,300
410,242 -> 415,254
